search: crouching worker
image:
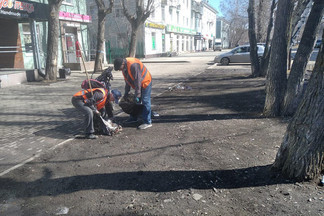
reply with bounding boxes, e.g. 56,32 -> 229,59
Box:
71,87 -> 108,139
114,57 -> 152,130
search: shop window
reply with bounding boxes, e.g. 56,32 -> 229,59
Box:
22,24 -> 33,54
152,32 -> 156,50
22,23 -> 41,55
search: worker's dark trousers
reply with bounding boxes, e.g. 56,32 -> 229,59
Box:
71,97 -> 94,135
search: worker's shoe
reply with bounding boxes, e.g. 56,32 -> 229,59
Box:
86,133 -> 98,139
137,123 -> 152,130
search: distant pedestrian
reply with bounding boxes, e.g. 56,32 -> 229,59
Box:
114,57 -> 152,130
71,88 -> 108,139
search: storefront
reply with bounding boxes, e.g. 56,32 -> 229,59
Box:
144,22 -> 166,58
59,11 -> 91,70
0,0 -> 48,70
165,24 -> 196,54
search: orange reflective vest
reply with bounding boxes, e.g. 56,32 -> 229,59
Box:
124,57 -> 152,89
73,88 -> 108,110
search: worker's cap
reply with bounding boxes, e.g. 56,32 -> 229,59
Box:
114,58 -> 124,71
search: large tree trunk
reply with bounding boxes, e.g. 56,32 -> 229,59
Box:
260,0 -> 276,77
263,0 -> 294,117
45,0 -> 63,81
248,0 -> 261,77
283,0 -> 324,116
272,29 -> 324,181
94,12 -> 106,72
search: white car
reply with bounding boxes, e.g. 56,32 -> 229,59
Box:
214,45 -> 265,65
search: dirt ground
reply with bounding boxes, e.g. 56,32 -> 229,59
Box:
0,68 -> 323,216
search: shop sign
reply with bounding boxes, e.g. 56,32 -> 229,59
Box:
0,0 -> 48,20
59,11 -> 91,23
166,24 -> 196,35
145,22 -> 165,30
0,0 -> 34,13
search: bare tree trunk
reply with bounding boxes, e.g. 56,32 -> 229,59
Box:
291,0 -> 312,37
94,12 -> 106,72
263,0 -> 294,117
260,0 -> 276,77
248,0 -> 261,77
128,26 -> 138,57
256,0 -> 264,42
272,29 -> 324,181
45,0 -> 63,81
94,0 -> 114,73
283,0 -> 324,116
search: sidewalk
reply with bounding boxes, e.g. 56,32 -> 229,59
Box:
0,71 -> 90,175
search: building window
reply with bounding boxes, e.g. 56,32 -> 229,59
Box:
152,32 -> 156,50
162,6 -> 165,21
177,12 -> 179,24
62,0 -> 73,5
115,8 -> 123,17
90,5 -> 96,16
151,9 -> 155,19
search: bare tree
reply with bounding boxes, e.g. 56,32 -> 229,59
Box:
121,0 -> 154,57
263,0 -> 295,117
45,0 -> 64,81
283,0 -> 324,116
94,0 -> 114,72
248,0 -> 260,77
272,29 -> 324,181
221,0 -> 249,47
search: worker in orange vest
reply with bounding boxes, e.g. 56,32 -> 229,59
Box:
71,88 -> 108,139
114,57 -> 152,130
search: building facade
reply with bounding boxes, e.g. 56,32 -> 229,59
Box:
87,0 -> 218,61
0,0 -> 91,87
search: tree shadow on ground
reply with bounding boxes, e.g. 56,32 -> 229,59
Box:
0,165 -> 293,198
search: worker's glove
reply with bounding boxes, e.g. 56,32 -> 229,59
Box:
135,97 -> 141,104
89,104 -> 100,116
85,97 -> 96,106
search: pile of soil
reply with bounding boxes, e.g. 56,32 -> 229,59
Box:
0,69 -> 323,216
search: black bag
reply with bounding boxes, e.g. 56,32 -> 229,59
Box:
93,115 -> 121,136
119,93 -> 144,117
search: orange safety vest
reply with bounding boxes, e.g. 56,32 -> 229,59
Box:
73,88 -> 108,110
124,57 -> 152,89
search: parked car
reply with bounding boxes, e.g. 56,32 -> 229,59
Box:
214,42 -> 222,51
315,39 -> 322,48
214,45 -> 265,65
